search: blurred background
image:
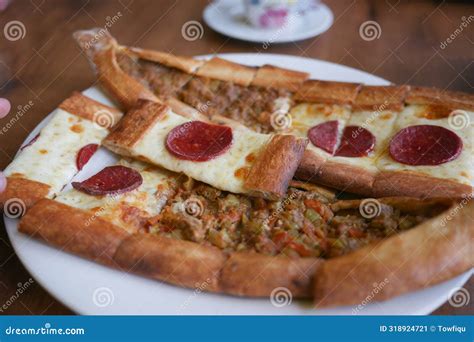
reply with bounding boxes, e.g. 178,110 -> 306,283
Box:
0,0 -> 472,314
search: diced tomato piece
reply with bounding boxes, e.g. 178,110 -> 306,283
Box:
288,242 -> 314,257
304,199 -> 334,222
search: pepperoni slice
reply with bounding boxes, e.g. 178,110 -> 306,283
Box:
389,125 -> 462,166
72,165 -> 142,196
308,120 -> 339,154
166,121 -> 233,162
335,126 -> 375,157
20,133 -> 40,151
76,144 -> 99,171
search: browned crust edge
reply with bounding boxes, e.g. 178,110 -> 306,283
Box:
251,64 -> 309,91
313,199 -> 474,308
294,149 -> 327,183
316,161 -> 376,196
352,85 -> 410,112
245,134 -> 308,200
0,177 -> 51,214
406,86 -> 474,111
18,199 -> 129,266
73,28 -> 158,110
164,97 -> 207,120
373,171 -> 473,199
58,91 -> 122,128
19,199 -> 322,298
113,233 -> 226,292
125,46 -> 204,74
220,252 -> 321,298
103,100 -> 169,156
294,80 -> 362,105
196,57 -> 257,86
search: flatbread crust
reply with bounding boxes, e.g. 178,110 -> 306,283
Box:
294,80 -> 362,105
73,29 -> 158,110
251,64 -> 309,91
196,57 -> 257,86
18,199 -> 322,298
59,91 -> 122,127
19,199 -> 129,266
245,134 -> 308,199
220,252 -> 321,298
373,171 -> 473,199
0,177 -> 50,212
406,86 -> 474,111
104,100 -> 168,157
313,161 -> 376,196
125,46 -> 204,74
352,85 -> 409,111
114,233 -> 226,292
313,198 -> 473,308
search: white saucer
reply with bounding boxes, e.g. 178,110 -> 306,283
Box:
203,0 -> 333,44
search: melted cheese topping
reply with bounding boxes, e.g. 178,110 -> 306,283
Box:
130,109 -> 271,195
329,109 -> 398,170
56,160 -> 178,233
289,102 -> 350,158
376,105 -> 474,184
4,109 -> 108,196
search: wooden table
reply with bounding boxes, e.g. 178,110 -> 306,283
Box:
0,0 -> 472,315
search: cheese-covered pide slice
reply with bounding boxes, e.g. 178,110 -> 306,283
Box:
104,100 -> 307,199
56,160 -> 179,233
290,102 -> 351,181
313,86 -> 408,194
374,102 -> 474,198
0,92 -> 121,212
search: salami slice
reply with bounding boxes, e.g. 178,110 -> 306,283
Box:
76,144 -> 99,171
166,121 -> 233,162
389,125 -> 462,166
335,126 -> 375,157
72,165 -> 142,196
307,120 -> 339,154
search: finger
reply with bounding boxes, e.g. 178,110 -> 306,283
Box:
0,171 -> 7,193
0,98 -> 11,118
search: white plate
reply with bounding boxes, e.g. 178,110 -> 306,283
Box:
203,0 -> 333,43
4,53 -> 472,315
